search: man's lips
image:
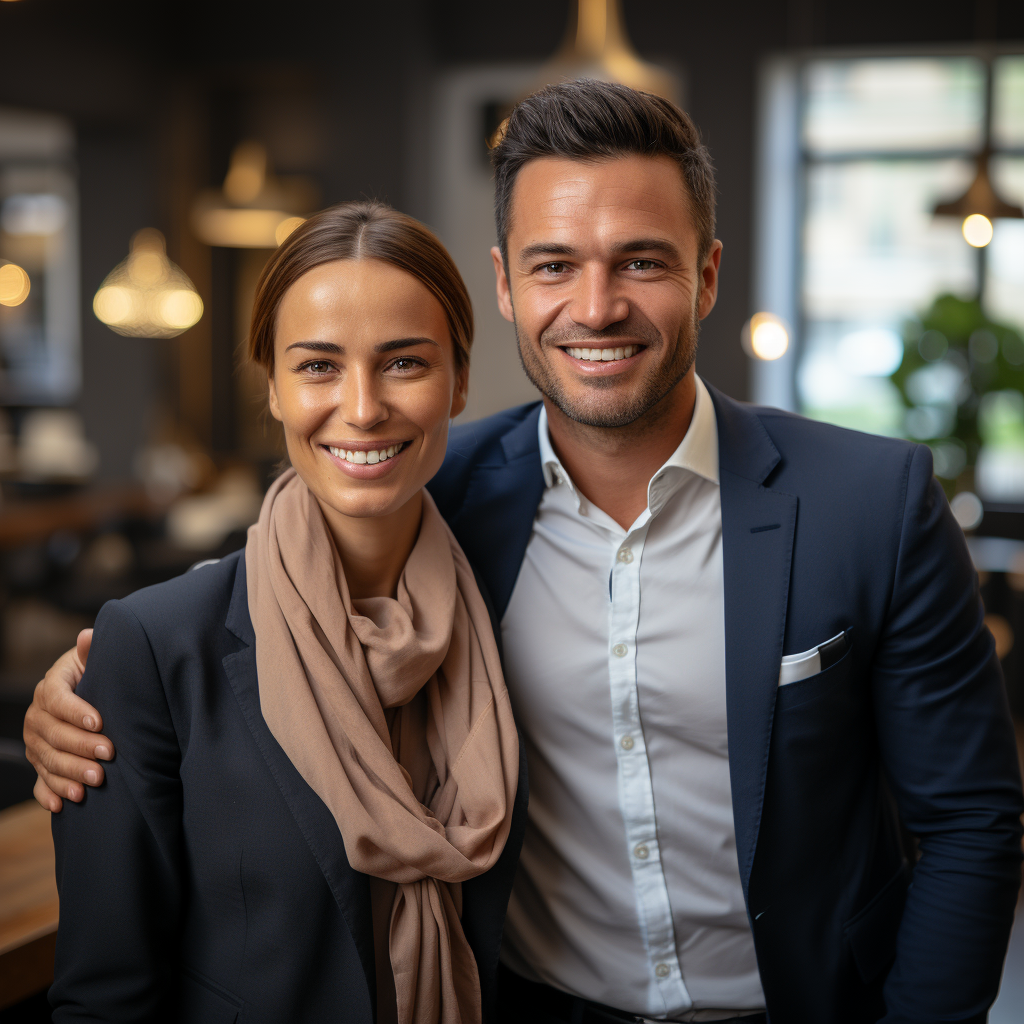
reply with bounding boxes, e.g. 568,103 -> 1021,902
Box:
558,343 -> 646,370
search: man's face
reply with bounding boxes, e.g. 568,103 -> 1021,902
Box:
492,154 -> 721,429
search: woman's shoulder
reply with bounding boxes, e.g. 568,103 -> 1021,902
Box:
110,548 -> 246,647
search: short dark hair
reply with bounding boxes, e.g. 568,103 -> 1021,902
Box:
491,79 -> 716,265
249,200 -> 473,374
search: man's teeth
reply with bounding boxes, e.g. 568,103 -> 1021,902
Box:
328,442 -> 406,464
567,345 -> 639,362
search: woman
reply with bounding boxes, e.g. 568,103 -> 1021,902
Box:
50,201 -> 525,1024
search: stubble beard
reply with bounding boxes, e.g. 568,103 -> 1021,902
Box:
513,301 -> 701,431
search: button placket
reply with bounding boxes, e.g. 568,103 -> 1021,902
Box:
607,521 -> 690,1013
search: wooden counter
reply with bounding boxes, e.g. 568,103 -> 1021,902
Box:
0,800 -> 58,1010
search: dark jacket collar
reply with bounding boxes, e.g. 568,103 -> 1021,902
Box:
706,381 -> 782,485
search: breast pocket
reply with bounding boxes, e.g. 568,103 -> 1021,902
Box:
774,645 -> 854,712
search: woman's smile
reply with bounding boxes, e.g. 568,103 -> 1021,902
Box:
322,439 -> 412,477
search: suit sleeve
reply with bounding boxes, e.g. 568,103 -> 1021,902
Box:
873,444 -> 1024,1023
50,598 -> 184,1023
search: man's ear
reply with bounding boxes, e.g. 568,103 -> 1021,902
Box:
450,366 -> 469,420
491,246 -> 514,324
267,372 -> 283,421
698,240 -> 724,321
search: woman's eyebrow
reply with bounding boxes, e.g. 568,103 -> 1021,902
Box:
285,341 -> 342,354
283,338 -> 439,355
375,337 -> 440,353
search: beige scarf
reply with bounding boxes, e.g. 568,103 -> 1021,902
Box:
246,469 -> 518,1024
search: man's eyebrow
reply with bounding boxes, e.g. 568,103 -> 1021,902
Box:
609,238 -> 683,259
283,338 -> 439,355
517,238 -> 683,268
517,242 -> 582,267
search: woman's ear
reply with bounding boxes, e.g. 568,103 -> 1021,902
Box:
449,366 -> 469,420
267,372 -> 283,422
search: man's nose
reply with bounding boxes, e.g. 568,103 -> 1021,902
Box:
568,265 -> 629,332
339,366 -> 388,430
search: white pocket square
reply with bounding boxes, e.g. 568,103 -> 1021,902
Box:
779,631 -> 847,686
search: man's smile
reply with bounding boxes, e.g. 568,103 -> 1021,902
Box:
558,343 -> 647,372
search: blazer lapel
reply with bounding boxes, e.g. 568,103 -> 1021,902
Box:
708,385 -> 798,898
445,404 -> 546,620
221,557 -> 376,998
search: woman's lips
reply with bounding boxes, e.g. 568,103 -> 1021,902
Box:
322,440 -> 410,478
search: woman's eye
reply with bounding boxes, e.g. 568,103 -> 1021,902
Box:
304,360 -> 333,375
390,357 -> 424,372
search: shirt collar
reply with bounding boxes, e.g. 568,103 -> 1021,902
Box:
538,375 -> 720,515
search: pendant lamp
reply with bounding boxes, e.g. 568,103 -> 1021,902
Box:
92,228 -> 203,338
190,141 -> 312,249
932,58 -> 1023,248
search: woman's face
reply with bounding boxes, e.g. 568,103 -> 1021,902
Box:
268,258 -> 467,521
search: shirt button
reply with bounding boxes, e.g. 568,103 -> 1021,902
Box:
620,735 -> 634,750
655,963 -> 670,978
634,843 -> 649,860
616,547 -> 633,564
612,643 -> 628,657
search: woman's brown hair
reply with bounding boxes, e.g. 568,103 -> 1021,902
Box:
249,200 -> 473,373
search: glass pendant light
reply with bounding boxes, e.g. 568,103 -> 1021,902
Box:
92,228 -> 203,338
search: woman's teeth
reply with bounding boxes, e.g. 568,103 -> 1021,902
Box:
328,442 -> 406,465
567,345 -> 639,362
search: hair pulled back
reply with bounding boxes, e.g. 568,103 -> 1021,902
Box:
249,200 -> 473,374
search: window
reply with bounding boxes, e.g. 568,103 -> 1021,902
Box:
0,108 -> 79,404
754,55 -> 1024,442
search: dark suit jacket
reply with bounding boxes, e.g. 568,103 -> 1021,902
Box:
50,550 -> 528,1024
426,384 -> 1024,1024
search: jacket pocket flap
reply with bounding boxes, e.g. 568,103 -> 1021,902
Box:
843,864 -> 909,983
179,967 -> 242,1022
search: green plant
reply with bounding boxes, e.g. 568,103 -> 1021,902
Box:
891,293 -> 1024,496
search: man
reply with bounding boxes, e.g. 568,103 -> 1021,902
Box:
24,80 -> 1024,1024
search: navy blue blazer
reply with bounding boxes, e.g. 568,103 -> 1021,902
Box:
426,385 -> 1024,1024
50,551 -> 528,1024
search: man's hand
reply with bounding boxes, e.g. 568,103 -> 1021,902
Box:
23,629 -> 112,812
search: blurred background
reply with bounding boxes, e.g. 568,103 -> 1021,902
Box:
0,0 -> 1022,1019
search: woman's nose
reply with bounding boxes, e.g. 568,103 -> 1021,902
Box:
339,366 -> 388,430
568,265 -> 629,331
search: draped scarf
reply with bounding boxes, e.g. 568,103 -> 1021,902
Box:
246,469 -> 518,1024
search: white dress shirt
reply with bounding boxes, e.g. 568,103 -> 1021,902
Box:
499,377 -> 765,1022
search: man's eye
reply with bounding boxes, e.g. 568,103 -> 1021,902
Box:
626,259 -> 658,271
540,262 -> 568,274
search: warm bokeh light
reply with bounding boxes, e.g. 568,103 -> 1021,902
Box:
223,142 -> 267,204
194,207 -> 297,249
275,216 -> 305,245
962,213 -> 994,247
984,612 -> 1014,660
742,312 -> 790,361
0,261 -> 31,306
92,285 -> 133,326
191,141 -> 313,248
93,229 -> 203,338
158,289 -> 205,330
